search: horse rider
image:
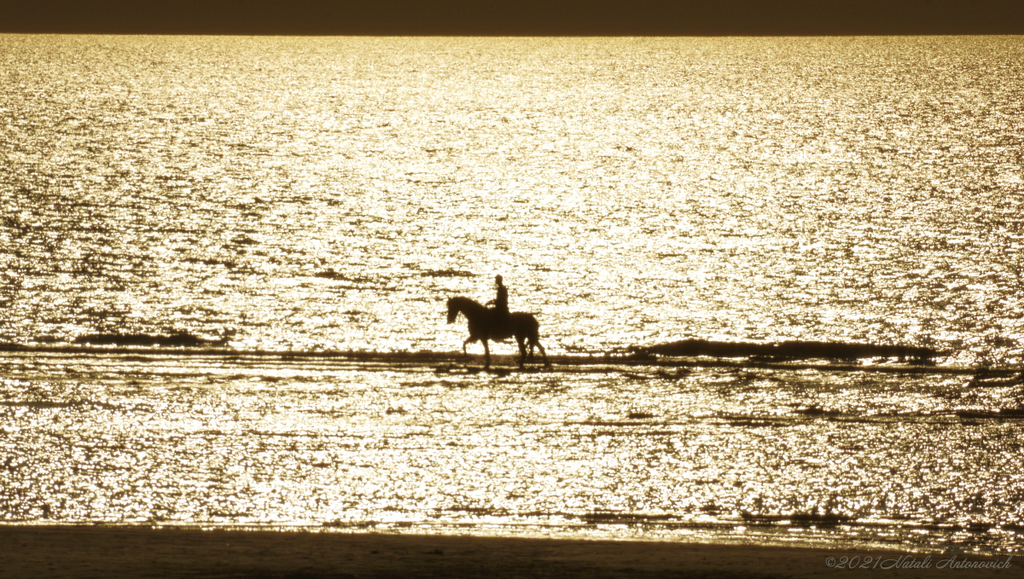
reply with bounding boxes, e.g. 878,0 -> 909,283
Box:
487,274 -> 511,332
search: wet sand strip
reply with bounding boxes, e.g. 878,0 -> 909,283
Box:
1,526 -> 1016,579
1,342 -> 1006,377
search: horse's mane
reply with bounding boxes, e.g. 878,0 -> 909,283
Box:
448,296 -> 487,312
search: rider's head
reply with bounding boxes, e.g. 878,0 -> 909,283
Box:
495,274 -> 503,286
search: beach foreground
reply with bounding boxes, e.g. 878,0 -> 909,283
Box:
0,527 -> 1016,579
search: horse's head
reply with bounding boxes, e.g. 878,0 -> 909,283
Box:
446,297 -> 458,324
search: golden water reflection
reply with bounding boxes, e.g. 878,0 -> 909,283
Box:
1,352 -> 1021,553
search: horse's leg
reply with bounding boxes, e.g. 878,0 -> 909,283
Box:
516,335 -> 527,368
533,335 -> 550,368
483,338 -> 490,369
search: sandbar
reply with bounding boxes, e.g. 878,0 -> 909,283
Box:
0,526 -> 1017,578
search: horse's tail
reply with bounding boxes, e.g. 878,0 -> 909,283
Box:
522,313 -> 547,365
522,314 -> 540,341
531,319 -> 549,367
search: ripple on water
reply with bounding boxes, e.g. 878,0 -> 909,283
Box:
2,36 -> 1023,553
1,352 -> 1022,553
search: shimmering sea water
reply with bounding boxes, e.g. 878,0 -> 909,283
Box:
2,35 -> 1023,554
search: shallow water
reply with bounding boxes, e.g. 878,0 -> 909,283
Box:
2,349 -> 1022,553
1,35 -> 1023,553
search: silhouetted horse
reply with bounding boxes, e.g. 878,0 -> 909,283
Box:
446,296 -> 550,369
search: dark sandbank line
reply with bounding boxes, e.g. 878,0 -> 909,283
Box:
634,338 -> 939,362
0,339 -> 1010,376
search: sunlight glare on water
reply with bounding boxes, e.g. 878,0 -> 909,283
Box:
2,353 -> 1023,552
1,35 -> 1023,554
2,36 -> 1024,361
